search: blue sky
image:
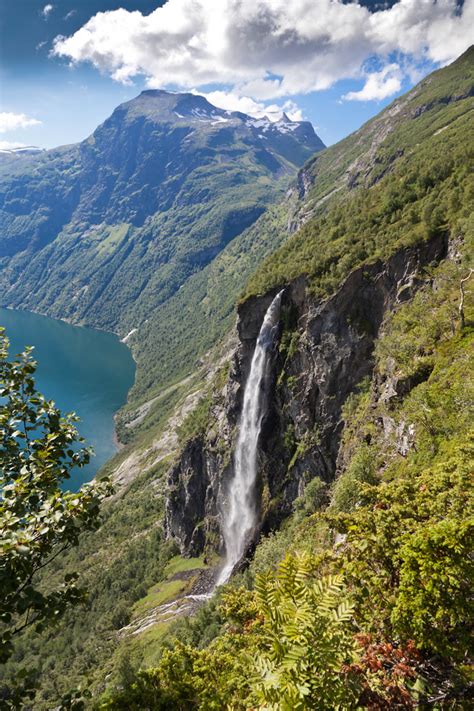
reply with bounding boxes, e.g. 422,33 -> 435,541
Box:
0,0 -> 472,149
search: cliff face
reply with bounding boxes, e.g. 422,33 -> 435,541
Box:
165,49 -> 473,560
165,231 -> 448,557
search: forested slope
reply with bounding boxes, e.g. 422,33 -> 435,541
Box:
0,91 -> 322,418
1,49 -> 473,709
103,47 -> 473,708
244,45 -> 474,299
100,48 -> 473,708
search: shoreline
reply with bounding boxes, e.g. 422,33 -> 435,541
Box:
1,304 -> 136,463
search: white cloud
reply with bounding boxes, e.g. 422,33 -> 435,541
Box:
0,140 -> 27,150
189,90 -> 304,121
52,0 -> 474,102
0,112 -> 42,133
42,4 -> 54,18
343,63 -> 402,101
64,10 -> 77,21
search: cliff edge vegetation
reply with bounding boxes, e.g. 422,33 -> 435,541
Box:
1,48 -> 473,710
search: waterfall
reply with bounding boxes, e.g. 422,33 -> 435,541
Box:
217,290 -> 284,585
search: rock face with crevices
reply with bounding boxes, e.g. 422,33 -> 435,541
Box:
165,231 -> 448,558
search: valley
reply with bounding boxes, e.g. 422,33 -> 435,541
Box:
0,44 -> 473,710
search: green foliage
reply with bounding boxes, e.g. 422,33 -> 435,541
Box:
375,260 -> 472,379
243,54 -> 474,302
177,392 -> 213,444
324,251 -> 474,667
252,553 -> 360,710
294,477 -> 327,517
97,588 -> 262,710
101,637 -> 252,711
0,330 -> 111,701
0,459 -> 172,707
330,443 -> 377,513
288,428 -> 322,470
393,515 -> 473,655
160,594 -> 223,652
332,435 -> 473,660
177,363 -> 233,445
247,527 -> 299,579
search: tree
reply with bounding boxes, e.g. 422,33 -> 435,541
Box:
331,438 -> 474,660
0,329 -> 112,670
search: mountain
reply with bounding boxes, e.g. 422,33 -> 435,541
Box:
0,90 -> 322,328
243,44 -> 474,300
118,45 -> 474,438
160,49 -> 473,706
0,146 -> 44,157
1,49 -> 473,707
168,46 -> 474,554
0,91 -> 323,437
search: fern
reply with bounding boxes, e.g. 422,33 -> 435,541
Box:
252,553 -> 360,709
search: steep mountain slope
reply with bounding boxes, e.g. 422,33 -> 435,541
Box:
285,43 -> 474,228
116,49 -> 473,707
0,90 -> 322,335
245,45 -> 474,297
1,50 -> 472,707
118,203 -> 291,440
168,47 -> 473,558
122,45 -> 474,432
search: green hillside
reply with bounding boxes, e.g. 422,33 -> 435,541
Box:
0,91 -> 322,407
94,49 -> 473,709
1,49 -> 473,709
244,46 -> 474,300
101,249 -> 472,710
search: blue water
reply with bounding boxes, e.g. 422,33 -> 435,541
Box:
0,308 -> 135,490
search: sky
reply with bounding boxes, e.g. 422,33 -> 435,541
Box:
0,0 -> 472,150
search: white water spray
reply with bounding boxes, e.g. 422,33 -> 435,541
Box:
217,290 -> 284,585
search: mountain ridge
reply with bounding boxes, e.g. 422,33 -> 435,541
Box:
1,49 -> 473,708
0,89 -> 323,334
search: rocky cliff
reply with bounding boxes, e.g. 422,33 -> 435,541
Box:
165,230 -> 448,558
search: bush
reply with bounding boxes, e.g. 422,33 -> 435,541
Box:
252,553 -> 360,710
330,444 -> 377,513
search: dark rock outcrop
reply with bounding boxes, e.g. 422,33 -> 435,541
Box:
165,232 -> 448,557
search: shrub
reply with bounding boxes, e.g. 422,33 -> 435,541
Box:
252,553 -> 360,710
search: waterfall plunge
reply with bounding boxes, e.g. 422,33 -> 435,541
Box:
217,290 -> 284,586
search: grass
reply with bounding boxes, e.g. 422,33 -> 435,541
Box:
164,554 -> 207,577
132,555 -> 208,617
132,580 -> 185,616
137,623 -> 171,667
